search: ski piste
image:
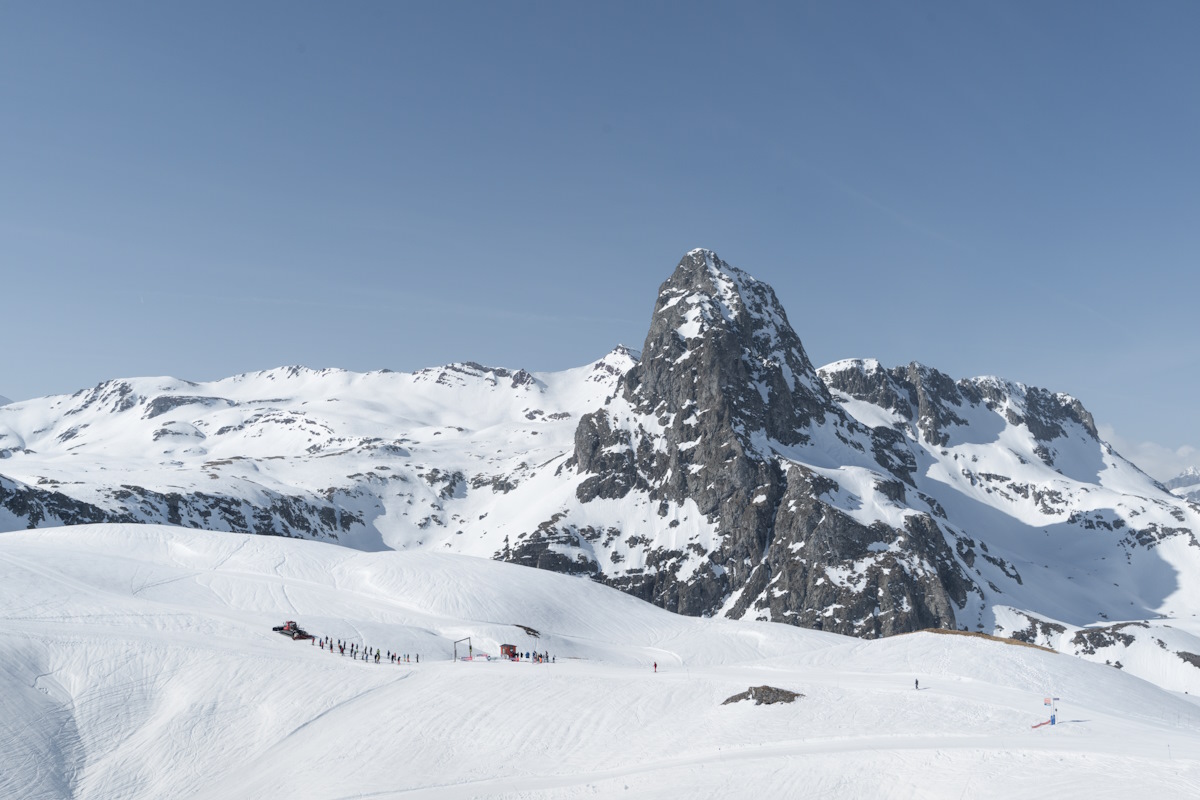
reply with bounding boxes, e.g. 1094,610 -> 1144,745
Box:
3,524 -> 1200,798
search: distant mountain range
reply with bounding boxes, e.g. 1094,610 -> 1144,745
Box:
3,249 -> 1199,688
1167,466 -> 1200,502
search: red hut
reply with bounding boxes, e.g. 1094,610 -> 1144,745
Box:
500,644 -> 518,660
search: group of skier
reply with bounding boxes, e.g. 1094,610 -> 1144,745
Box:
313,635 -> 418,666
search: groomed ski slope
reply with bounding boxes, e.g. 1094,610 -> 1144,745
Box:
3,525 -> 1199,799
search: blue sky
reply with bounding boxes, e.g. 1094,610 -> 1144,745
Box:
2,2 -> 1197,478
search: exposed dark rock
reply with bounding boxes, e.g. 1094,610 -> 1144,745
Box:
1024,387 -> 1098,441
0,474 -> 126,528
502,513 -> 600,576
722,685 -> 803,705
1007,613 -> 1068,645
823,360 -> 1098,447
470,473 -> 518,494
66,381 -> 141,416
0,470 -> 364,541
561,250 -> 972,634
420,469 -> 465,500
1071,622 -> 1147,655
56,425 -> 88,444
143,395 -> 235,419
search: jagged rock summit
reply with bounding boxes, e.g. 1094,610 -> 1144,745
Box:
3,249 -> 1200,690
564,249 -> 967,631
628,248 -> 834,445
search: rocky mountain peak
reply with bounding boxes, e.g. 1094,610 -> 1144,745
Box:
584,345 -> 640,387
569,251 -> 870,617
621,249 -> 833,448
1167,466 -> 1200,492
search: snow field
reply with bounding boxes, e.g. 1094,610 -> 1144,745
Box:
3,524 -> 1200,799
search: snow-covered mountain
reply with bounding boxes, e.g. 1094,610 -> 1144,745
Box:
3,524 -> 1199,798
1167,466 -> 1200,503
2,249 -> 1199,690
0,351 -> 636,549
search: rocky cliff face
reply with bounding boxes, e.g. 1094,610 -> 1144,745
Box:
511,250 -> 1198,642
554,250 -> 970,635
0,474 -> 116,530
0,472 -> 363,540
568,250 -> 828,611
821,359 -> 1100,465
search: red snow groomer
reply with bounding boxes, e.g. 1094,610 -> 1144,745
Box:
272,620 -> 313,640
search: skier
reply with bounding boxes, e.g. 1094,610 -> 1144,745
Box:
915,679 -> 919,690
653,662 -> 657,673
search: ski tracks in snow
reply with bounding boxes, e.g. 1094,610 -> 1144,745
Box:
191,672 -> 415,800
342,731 -> 1169,800
207,537 -> 249,572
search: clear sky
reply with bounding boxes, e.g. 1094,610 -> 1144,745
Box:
2,2 -> 1197,480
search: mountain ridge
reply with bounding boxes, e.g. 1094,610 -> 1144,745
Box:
3,249 -> 1199,690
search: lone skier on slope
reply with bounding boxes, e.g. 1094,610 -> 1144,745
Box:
915,679 -> 919,690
